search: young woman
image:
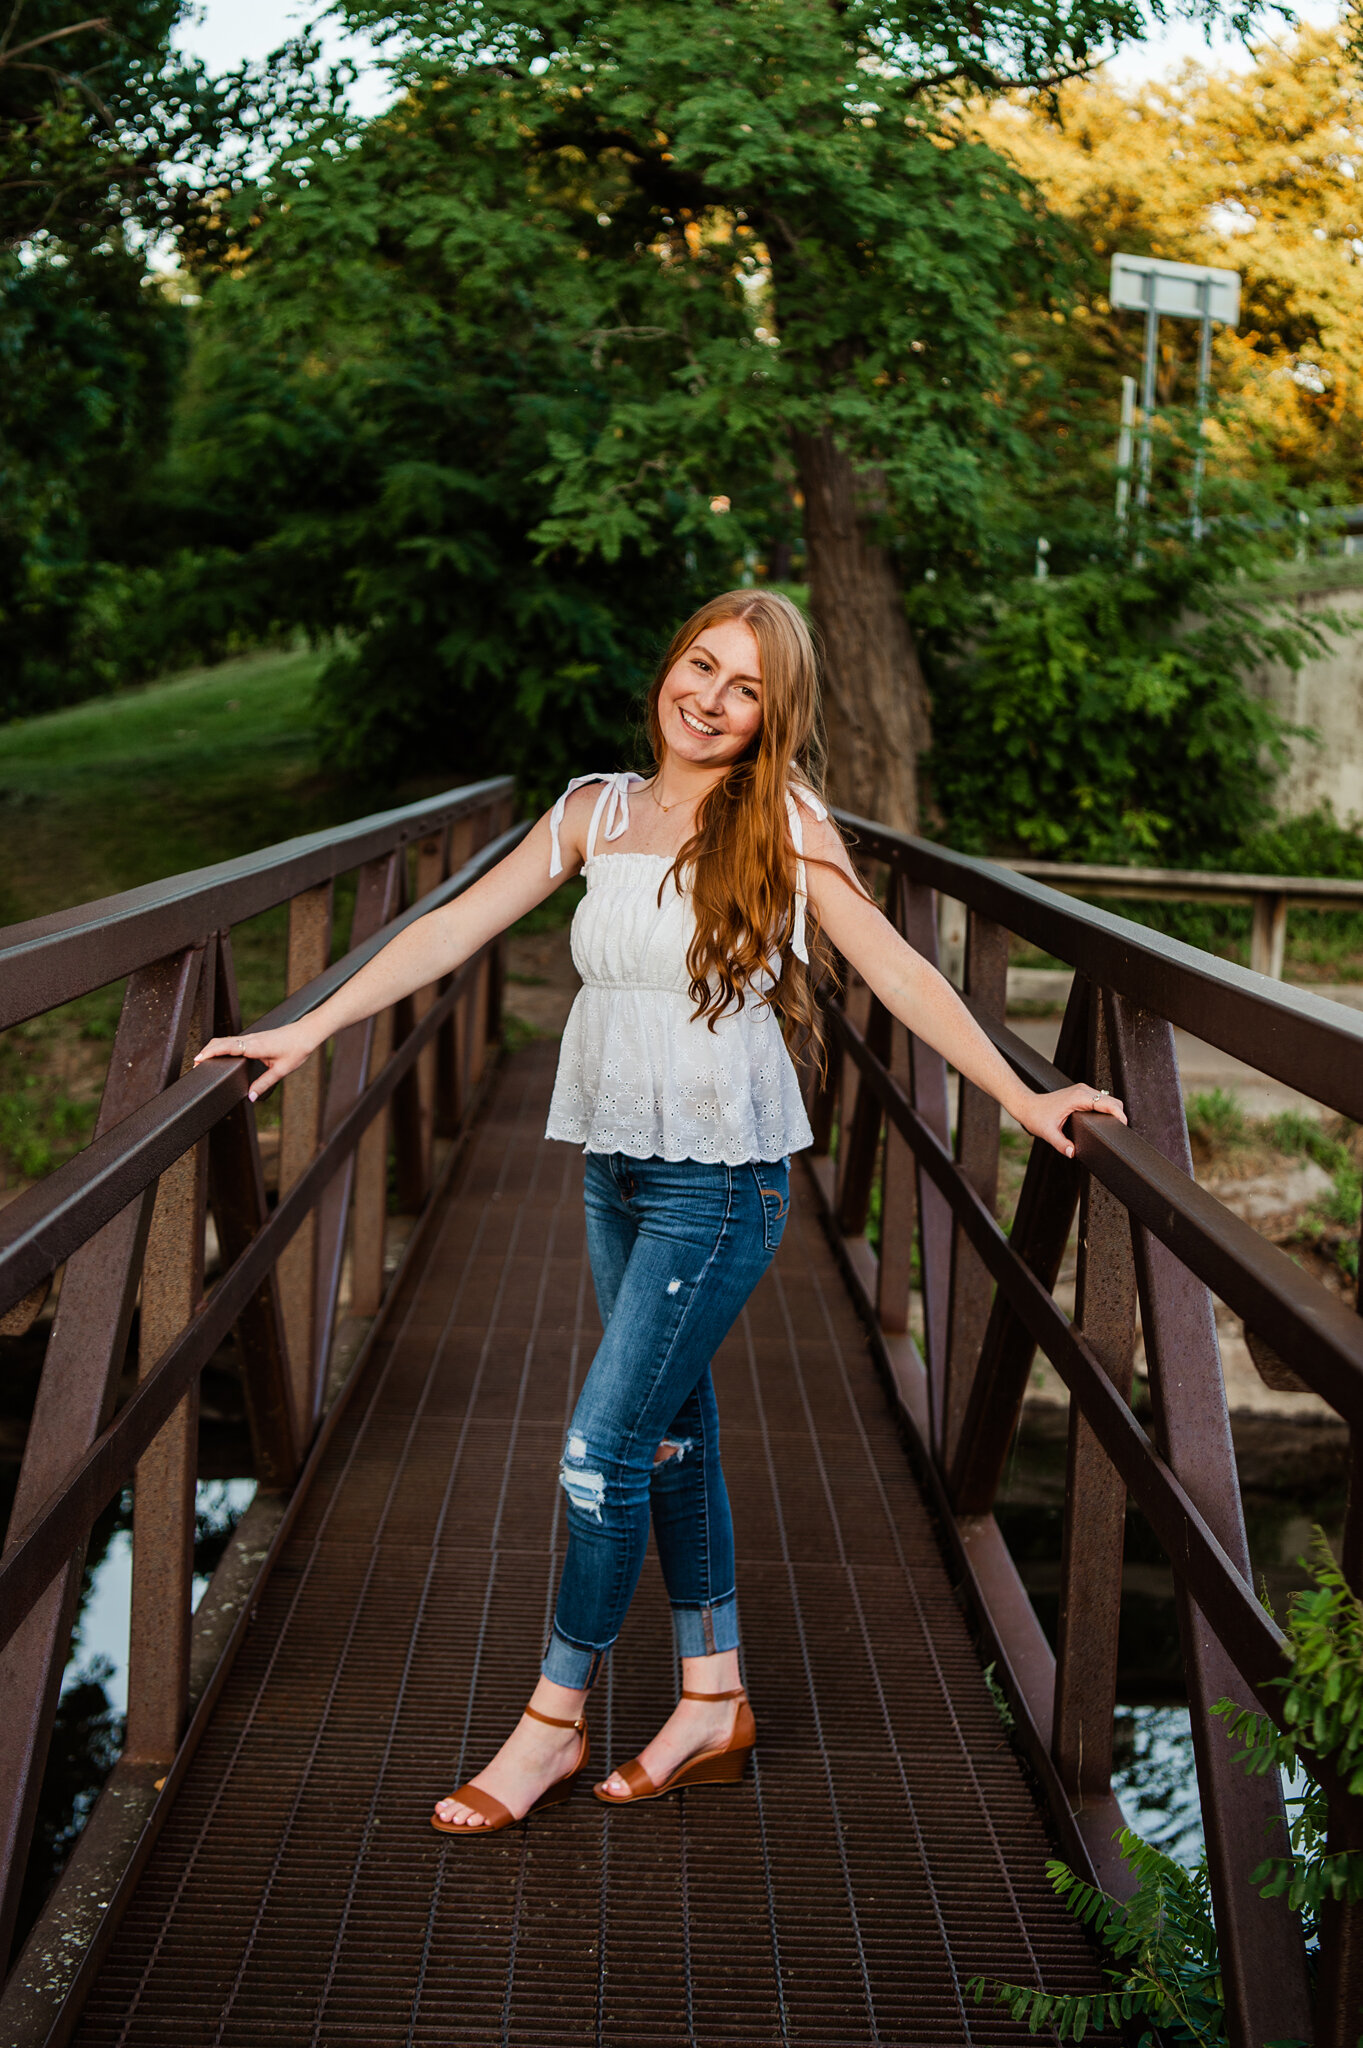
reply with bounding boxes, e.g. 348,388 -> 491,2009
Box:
195,589 -> 1125,1834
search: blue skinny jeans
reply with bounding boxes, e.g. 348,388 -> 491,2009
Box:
542,1150 -> 790,1691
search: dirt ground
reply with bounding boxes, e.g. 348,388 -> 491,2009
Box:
503,927 -> 581,1037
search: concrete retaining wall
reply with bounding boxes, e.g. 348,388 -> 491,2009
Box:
1246,575 -> 1363,822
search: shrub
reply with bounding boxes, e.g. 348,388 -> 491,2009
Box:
915,547 -> 1326,866
972,1533 -> 1363,2043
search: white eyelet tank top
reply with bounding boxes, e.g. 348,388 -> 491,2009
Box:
542,771 -> 824,1165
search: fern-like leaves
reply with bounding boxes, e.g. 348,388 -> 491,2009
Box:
970,1832 -> 1227,2045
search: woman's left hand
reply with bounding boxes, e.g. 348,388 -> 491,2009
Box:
1016,1084 -> 1127,1160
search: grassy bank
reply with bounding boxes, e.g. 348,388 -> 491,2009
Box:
1,647 -> 344,925
0,648 -> 459,1186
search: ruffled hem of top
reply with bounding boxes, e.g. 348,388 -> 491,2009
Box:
544,985 -> 813,1165
544,1125 -> 807,1167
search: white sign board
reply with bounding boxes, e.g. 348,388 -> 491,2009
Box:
1109,253 -> 1241,328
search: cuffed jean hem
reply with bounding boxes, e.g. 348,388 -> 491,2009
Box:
671,1592 -> 741,1660
541,1629 -> 606,1691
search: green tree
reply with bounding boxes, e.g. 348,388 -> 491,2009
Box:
0,242 -> 188,717
913,539 -> 1323,863
321,0 -> 1279,829
0,4 -> 356,715
169,92 -> 756,805
0,3 -> 351,252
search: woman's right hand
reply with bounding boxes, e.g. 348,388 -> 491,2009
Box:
193,1020 -> 321,1101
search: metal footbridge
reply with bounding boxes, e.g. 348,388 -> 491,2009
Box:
3,779 -> 1363,2045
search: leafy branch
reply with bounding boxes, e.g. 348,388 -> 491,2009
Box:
1215,1531 -> 1363,1935
969,1831 -> 1227,2045
972,1535 -> 1363,2043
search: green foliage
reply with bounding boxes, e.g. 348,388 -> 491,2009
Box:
0,1 -> 357,717
0,3 -> 353,255
981,1661 -> 1016,1734
1,0 -> 196,250
1263,1116 -> 1363,1282
169,38 -> 797,804
914,541 -> 1322,863
1237,802 -> 1363,886
975,1540 -> 1363,2045
969,1831 -> 1227,2044
0,1066 -> 94,1182
497,0 -> 1060,571
174,0 -> 1128,798
344,0 -> 1274,128
0,246 -> 192,716
1217,1532 -> 1363,1936
1186,1088 -> 1251,1149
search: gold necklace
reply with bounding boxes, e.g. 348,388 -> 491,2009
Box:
649,779 -> 686,814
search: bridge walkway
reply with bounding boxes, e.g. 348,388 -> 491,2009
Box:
71,1042 -> 1101,2046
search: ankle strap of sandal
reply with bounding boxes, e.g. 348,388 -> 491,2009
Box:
525,1703 -> 587,1731
681,1686 -> 746,1701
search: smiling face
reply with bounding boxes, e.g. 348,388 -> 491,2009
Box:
656,616 -> 764,770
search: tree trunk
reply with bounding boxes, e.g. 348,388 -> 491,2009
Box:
792,426 -> 931,833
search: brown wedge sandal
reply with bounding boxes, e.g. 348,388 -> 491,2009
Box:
431,1704 -> 589,1836
592,1686 -> 755,1806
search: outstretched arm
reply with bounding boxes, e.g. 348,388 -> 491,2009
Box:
803,820 -> 1125,1159
195,801 -> 585,1100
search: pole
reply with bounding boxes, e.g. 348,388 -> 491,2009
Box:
1115,375 -> 1136,530
1191,280 -> 1213,540
1136,282 -> 1158,515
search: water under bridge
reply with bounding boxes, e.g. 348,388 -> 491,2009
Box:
2,779 -> 1362,2046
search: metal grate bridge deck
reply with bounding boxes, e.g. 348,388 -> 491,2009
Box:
72,1042 -> 1102,2046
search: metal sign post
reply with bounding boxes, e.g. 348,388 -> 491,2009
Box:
1110,253 -> 1240,536
1115,375 -> 1136,529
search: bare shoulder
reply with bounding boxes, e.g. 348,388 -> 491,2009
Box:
795,799 -> 858,881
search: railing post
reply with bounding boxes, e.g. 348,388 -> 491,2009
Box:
125,945 -> 213,1763
391,841 -> 429,1214
482,798 -> 515,1059
808,1035 -> 838,1158
876,1002 -> 916,1335
901,878 -> 953,1455
1249,890 -> 1287,979
836,994 -> 887,1238
467,806 -> 501,1089
209,936 -> 300,1489
276,882 -> 333,1428
1051,998 -> 1138,1894
1108,992 -> 1312,2048
942,911 -> 1008,1469
440,817 -> 476,1134
351,1000 -> 395,1321
410,830 -> 445,1177
949,978 -> 1091,1511
307,854 -> 402,1424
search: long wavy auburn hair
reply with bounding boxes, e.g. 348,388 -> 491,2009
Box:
646,589 -> 839,1056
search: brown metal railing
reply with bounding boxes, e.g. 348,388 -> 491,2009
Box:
6,781 -> 1363,2045
811,812 -> 1363,2048
0,778 -> 525,2035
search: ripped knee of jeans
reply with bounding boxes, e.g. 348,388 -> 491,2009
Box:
559,1432 -> 606,1521
653,1435 -> 695,1467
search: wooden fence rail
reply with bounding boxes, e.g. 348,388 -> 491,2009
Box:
995,858 -> 1363,980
